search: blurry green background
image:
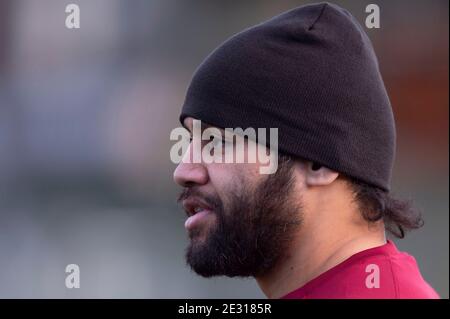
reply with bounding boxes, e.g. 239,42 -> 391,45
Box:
0,0 -> 448,298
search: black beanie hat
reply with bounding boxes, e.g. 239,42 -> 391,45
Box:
180,2 -> 396,192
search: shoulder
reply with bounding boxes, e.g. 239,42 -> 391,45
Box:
337,242 -> 440,299
387,250 -> 440,299
285,241 -> 440,299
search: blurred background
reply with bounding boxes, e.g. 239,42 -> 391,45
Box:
0,0 -> 448,298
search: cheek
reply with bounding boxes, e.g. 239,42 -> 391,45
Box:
205,163 -> 238,194
206,162 -> 261,196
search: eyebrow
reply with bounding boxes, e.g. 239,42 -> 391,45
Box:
182,123 -> 252,143
182,122 -> 222,134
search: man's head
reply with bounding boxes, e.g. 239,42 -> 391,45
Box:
173,3 -> 423,278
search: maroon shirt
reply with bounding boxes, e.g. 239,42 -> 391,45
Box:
281,240 -> 439,299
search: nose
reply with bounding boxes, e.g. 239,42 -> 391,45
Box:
173,144 -> 209,187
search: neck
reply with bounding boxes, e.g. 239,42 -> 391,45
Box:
255,217 -> 386,299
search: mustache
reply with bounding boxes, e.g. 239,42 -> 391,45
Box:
177,188 -> 221,210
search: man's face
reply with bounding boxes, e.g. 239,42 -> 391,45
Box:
173,117 -> 302,277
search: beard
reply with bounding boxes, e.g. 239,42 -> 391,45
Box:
177,157 -> 302,278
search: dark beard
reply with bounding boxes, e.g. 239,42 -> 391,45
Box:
178,158 -> 302,278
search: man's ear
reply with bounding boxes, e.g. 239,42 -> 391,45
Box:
305,162 -> 339,186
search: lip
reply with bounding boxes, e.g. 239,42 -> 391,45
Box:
184,209 -> 212,230
181,197 -> 214,231
182,197 -> 213,217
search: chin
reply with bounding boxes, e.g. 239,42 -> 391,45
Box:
188,225 -> 212,244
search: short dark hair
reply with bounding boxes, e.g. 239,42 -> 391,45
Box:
347,177 -> 424,238
278,154 -> 424,238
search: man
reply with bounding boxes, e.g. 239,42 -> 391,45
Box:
173,2 -> 439,298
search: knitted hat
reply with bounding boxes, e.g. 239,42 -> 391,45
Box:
180,2 -> 396,191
